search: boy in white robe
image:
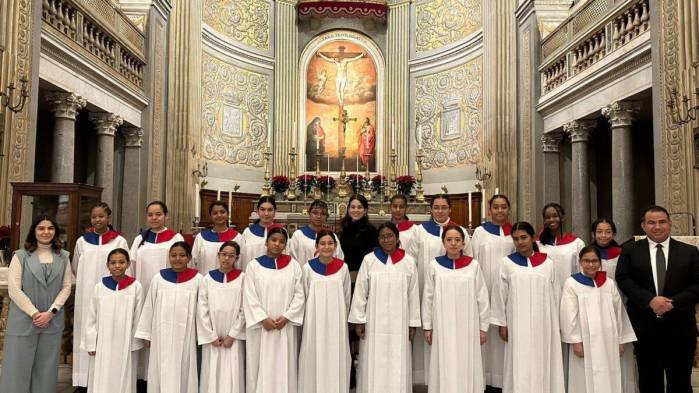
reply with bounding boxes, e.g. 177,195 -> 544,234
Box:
349,222 -> 421,393
422,225 -> 490,393
288,200 -> 344,265
192,200 -> 244,274
244,226 -> 305,393
82,248 -> 144,393
239,196 -> 277,270
197,240 -> 246,393
298,230 -> 352,393
135,241 -> 201,393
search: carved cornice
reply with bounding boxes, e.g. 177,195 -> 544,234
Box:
602,100 -> 640,128
541,131 -> 564,153
90,112 -> 124,136
45,92 -> 87,120
121,126 -> 144,147
563,119 -> 595,143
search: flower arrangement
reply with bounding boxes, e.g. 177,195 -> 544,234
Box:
371,175 -> 386,192
271,175 -> 290,193
396,175 -> 416,196
296,174 -> 316,193
346,174 -> 365,193
317,176 -> 336,192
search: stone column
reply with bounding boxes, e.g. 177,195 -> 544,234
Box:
564,120 -> 596,242
45,92 -> 87,183
90,113 -> 123,205
602,101 -> 640,241
540,131 -> 564,204
120,126 -> 144,237
386,0 -> 410,173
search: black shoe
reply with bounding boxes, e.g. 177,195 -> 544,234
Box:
73,388 -> 87,393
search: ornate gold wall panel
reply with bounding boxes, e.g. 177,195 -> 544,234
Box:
201,52 -> 271,168
415,0 -> 482,53
414,56 -> 482,169
202,0 -> 271,50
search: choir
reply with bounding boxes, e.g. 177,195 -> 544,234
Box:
2,194 -> 657,393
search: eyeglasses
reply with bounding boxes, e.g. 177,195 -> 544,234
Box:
218,253 -> 238,259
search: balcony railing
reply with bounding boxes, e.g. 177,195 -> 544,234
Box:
41,0 -> 146,90
539,0 -> 649,95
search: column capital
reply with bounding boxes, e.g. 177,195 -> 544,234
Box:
121,126 -> 144,147
541,131 -> 564,152
602,101 -> 640,128
90,113 -> 123,136
45,92 -> 87,120
563,119 -> 596,143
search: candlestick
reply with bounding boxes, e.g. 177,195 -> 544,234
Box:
415,148 -> 425,203
287,147 -> 297,201
217,188 -> 221,200
228,190 -> 232,226
468,192 -> 472,227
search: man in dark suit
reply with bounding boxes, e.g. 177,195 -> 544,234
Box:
616,205 -> 699,393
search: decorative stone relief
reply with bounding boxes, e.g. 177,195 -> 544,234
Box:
201,52 -> 270,168
202,0 -> 271,50
415,56 -> 482,168
415,0 -> 482,53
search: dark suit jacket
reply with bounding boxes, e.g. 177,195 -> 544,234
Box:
616,237 -> 699,340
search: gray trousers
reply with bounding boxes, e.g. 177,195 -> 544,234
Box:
0,332 -> 62,393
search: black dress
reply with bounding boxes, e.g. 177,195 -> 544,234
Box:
339,219 -> 378,273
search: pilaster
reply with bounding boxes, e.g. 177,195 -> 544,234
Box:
121,126 -> 144,238
540,130 -> 564,205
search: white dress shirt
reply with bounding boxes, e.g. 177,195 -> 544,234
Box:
647,236 -> 670,294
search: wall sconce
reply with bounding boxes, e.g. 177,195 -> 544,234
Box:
667,87 -> 699,126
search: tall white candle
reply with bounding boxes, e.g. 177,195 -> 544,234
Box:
316,133 -> 320,150
495,187 -> 499,195
468,192 -> 472,224
217,188 -> 221,200
268,122 -> 272,148
228,190 -> 232,219
481,190 -> 486,222
417,125 -> 423,150
327,154 -> 330,173
356,155 -> 359,174
292,121 -> 296,148
392,122 -> 396,150
195,183 -> 200,218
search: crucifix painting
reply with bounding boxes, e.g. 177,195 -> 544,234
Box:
305,40 -> 378,172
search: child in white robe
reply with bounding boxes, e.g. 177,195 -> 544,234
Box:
72,202 -> 130,388
422,225 -> 489,393
560,245 -> 637,393
389,194 -> 418,258
491,221 -> 565,393
192,200 -> 244,274
135,241 -> 201,393
197,240 -> 246,393
537,202 -> 586,290
298,229 -> 351,393
349,222 -> 421,393
244,225 -> 305,393
82,248 -> 144,393
288,200 -> 344,265
240,196 -> 277,271
468,194 -> 515,389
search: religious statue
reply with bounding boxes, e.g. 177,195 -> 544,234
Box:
358,117 -> 376,167
316,46 -> 366,107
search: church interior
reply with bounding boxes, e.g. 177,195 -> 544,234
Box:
0,0 -> 698,391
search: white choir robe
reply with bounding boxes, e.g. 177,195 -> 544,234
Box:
396,221 -> 418,258
81,276 -> 144,393
469,222 -> 514,388
129,228 -> 183,379
240,223 -> 273,271
560,272 -> 637,393
135,268 -> 201,393
348,248 -> 421,393
422,255 -> 490,393
197,269 -> 246,393
407,219 -> 471,384
244,254 -> 305,393
298,258 -> 351,393
72,230 -> 130,387
287,226 -> 344,266
491,252 -> 565,393
192,228 -> 244,274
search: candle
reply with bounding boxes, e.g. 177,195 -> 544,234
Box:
217,188 -> 221,200
228,190 -> 232,220
481,190 -> 486,222
417,125 -> 423,150
356,154 -> 359,174
292,121 -> 296,148
327,154 -> 330,173
468,192 -> 472,224
392,122 -> 396,151
195,183 -> 200,218
267,122 -> 272,148
495,187 -> 499,195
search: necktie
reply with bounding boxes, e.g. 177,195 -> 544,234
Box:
656,244 -> 666,295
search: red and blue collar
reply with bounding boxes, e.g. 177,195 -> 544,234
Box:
373,247 -> 406,264
397,221 -> 415,232
309,257 -> 345,275
422,219 -> 459,237
84,229 -> 121,245
256,254 -> 292,270
482,221 -> 512,236
300,225 -> 318,240
572,271 -> 607,287
200,228 -> 239,242
209,268 -> 242,283
160,268 -> 198,283
249,223 -> 266,237
538,231 -> 578,246
436,254 -> 473,269
102,275 -> 136,290
141,228 -> 177,244
595,245 -> 621,260
507,251 -> 548,267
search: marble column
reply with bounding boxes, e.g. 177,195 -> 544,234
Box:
602,101 -> 640,241
90,113 -> 123,205
564,120 -> 596,242
273,0 -> 298,176
540,131 -> 564,205
120,126 -> 144,238
386,0 -> 410,173
45,92 -> 87,183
